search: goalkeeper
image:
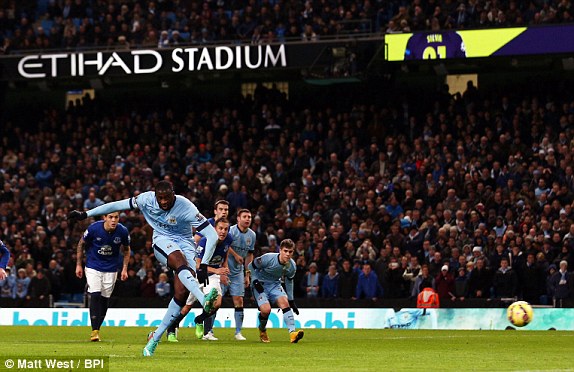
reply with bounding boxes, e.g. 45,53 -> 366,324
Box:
248,238 -> 304,344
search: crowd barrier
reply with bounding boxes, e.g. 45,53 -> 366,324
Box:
1,307 -> 572,330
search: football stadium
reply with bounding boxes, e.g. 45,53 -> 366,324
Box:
1,1 -> 574,371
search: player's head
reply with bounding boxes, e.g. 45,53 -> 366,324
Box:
155,180 -> 175,211
237,209 -> 252,229
214,200 -> 229,219
214,217 -> 230,241
279,238 -> 295,264
103,211 -> 120,230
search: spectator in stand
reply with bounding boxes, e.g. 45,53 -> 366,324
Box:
467,258 -> 491,299
492,257 -> 518,299
412,264 -> 435,297
435,264 -> 456,302
27,269 -> 51,307
14,268 -> 31,303
155,272 -> 171,298
140,269 -> 157,297
321,264 -> 339,298
549,260 -> 573,307
302,262 -> 321,298
338,259 -> 357,299
353,261 -> 382,301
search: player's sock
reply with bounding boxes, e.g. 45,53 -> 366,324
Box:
282,307 -> 295,333
204,314 -> 215,335
99,296 -> 110,329
258,313 -> 269,332
194,306 -> 216,324
89,292 -> 102,331
166,312 -> 185,335
176,265 -> 205,305
234,307 -> 244,334
153,297 -> 185,342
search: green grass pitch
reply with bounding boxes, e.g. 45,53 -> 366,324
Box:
0,326 -> 572,371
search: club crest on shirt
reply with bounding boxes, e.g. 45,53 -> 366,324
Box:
167,216 -> 177,225
113,237 -> 122,244
246,237 -> 252,246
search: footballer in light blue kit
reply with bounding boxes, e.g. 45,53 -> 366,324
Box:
68,181 -> 218,357
226,208 -> 256,341
75,211 -> 130,342
248,238 -> 304,344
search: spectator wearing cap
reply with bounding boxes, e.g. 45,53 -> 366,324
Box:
470,245 -> 486,265
435,264 -> 456,301
302,262 -> 321,298
267,234 -> 279,252
158,30 -> 170,48
256,165 -> 273,191
169,30 -> 183,45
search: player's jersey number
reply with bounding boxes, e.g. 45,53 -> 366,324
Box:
422,45 -> 446,59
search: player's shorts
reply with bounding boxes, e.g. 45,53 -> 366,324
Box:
85,267 -> 118,298
153,236 -> 197,267
252,280 -> 287,308
186,274 -> 222,305
227,272 -> 245,297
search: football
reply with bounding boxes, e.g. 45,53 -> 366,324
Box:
507,301 -> 534,327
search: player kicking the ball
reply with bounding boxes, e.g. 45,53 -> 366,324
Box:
248,238 -> 304,343
69,181 -> 218,356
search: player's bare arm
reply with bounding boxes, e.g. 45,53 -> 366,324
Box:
229,248 -> 243,264
76,239 -> 85,279
121,245 -> 130,281
244,252 -> 253,287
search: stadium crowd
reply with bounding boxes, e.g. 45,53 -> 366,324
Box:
1,0 -> 574,53
1,75 -> 574,307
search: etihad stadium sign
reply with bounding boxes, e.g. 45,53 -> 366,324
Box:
16,44 -> 287,79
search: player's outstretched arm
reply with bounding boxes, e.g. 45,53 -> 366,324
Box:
69,199 -> 134,221
86,199 -> 133,218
